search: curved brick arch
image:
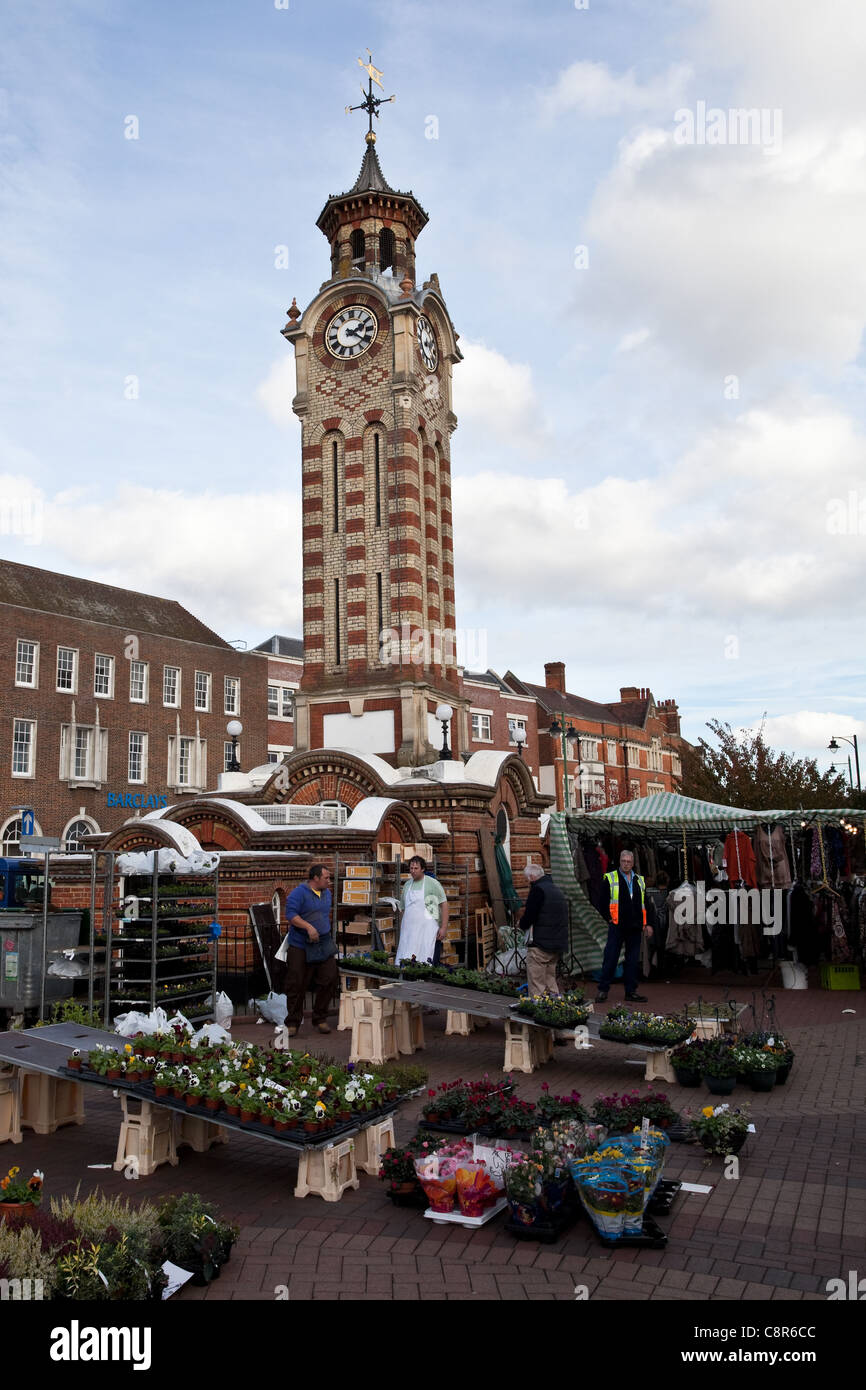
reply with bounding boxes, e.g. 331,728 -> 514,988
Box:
500,755 -> 547,815
99,821 -> 201,856
257,750 -> 391,806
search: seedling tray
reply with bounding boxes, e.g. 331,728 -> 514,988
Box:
647,1179 -> 682,1216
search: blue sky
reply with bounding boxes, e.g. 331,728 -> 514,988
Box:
2,0 -> 865,764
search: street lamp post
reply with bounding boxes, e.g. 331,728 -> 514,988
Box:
435,703 -> 454,761
512,725 -> 527,760
549,715 -> 579,811
226,719 -> 243,772
828,735 -> 861,792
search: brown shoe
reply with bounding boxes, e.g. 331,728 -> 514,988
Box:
315,1022 -> 331,1034
286,1026 -> 298,1037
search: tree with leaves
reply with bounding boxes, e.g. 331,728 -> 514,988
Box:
678,720 -> 852,810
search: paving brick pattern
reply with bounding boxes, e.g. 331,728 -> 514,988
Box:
11,980 -> 865,1301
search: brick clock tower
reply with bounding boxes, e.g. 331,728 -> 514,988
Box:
282,61 -> 466,766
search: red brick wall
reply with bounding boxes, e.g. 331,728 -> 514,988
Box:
1,605 -> 267,844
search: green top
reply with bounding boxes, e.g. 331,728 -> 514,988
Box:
400,875 -> 447,920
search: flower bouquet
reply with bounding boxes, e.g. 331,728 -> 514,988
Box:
0,1166 -> 44,1210
455,1167 -> 500,1217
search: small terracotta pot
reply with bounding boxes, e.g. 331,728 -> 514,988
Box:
173,1087 -> 185,1099
259,1113 -> 273,1127
67,1057 -> 82,1071
107,1070 -> 122,1082
303,1120 -> 319,1133
225,1104 -> 240,1116
240,1109 -> 256,1124
185,1094 -> 200,1108
154,1085 -> 169,1098
274,1119 -> 290,1133
205,1098 -> 220,1112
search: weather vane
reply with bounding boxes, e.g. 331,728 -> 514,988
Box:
346,50 -> 395,143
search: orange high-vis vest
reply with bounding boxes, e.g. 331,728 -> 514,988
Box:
605,870 -> 646,926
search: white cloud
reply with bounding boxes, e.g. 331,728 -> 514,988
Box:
255,357 -> 297,430
743,712 -> 866,760
453,339 -> 551,454
1,479 -> 303,637
541,61 -> 691,119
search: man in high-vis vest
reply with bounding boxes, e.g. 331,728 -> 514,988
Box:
595,849 -> 653,1003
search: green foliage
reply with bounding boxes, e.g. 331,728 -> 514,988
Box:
679,719 -> 849,810
157,1193 -> 238,1278
36,998 -> 103,1029
0,1222 -> 57,1297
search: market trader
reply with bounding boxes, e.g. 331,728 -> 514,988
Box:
595,849 -> 653,1003
284,863 -> 336,1037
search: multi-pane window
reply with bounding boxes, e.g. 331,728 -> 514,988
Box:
224,676 -> 240,714
15,639 -> 38,687
56,646 -> 77,692
508,717 -> 527,745
129,660 -> 148,702
224,740 -> 237,772
163,665 -> 180,707
580,738 -> 599,762
630,779 -> 641,799
471,713 -> 492,741
267,685 -> 294,719
178,736 -> 195,786
606,740 -> 618,765
194,671 -> 211,712
12,719 -> 35,775
73,727 -> 92,780
2,818 -> 24,855
94,654 -> 114,697
128,732 -> 147,783
64,819 -> 96,852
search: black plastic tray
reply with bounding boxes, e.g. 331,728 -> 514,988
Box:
647,1179 -> 682,1216
505,1202 -> 579,1243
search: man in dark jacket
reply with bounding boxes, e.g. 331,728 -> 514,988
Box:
596,849 -> 652,1002
519,862 -> 569,997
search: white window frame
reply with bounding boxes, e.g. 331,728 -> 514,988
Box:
129,660 -> 149,704
56,646 -> 78,693
94,653 -> 114,699
606,740 -> 618,765
194,670 -> 211,713
178,735 -> 194,785
11,718 -> 36,777
15,639 -> 39,688
168,734 -> 206,792
267,745 -> 294,764
163,665 -> 180,707
267,682 -> 295,720
128,731 -> 148,784
223,740 -> 237,772
507,715 -> 527,746
73,726 -> 93,780
471,711 -> 493,743
59,723 -> 108,786
1,813 -> 42,855
224,676 -> 240,715
629,778 -> 641,799
62,816 -> 99,852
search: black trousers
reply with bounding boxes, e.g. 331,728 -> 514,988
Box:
597,925 -> 642,995
285,946 -> 338,1027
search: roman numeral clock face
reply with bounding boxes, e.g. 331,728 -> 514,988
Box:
326,305 -> 378,359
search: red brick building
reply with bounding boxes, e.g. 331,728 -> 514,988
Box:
252,634 -> 304,764
0,560 -> 267,851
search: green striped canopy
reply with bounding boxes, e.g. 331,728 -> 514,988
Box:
571,793 -> 856,836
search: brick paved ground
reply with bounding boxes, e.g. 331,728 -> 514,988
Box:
10,978 -> 865,1302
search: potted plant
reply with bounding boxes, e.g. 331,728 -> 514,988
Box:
66,1049 -> 83,1072
535,1085 -> 587,1125
670,1042 -> 704,1087
156,1193 -> 238,1286
700,1044 -> 738,1095
733,1046 -> 778,1092
689,1103 -> 750,1156
0,1166 -> 44,1216
378,1146 -> 423,1196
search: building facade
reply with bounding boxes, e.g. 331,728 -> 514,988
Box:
0,560 -> 267,851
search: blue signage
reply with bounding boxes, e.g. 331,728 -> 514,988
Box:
21,809 -> 36,836
106,793 -> 169,810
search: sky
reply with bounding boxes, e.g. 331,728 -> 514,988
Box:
1,0 -> 865,768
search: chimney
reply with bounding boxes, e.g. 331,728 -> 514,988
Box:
620,686 -> 640,701
544,661 -> 566,694
271,636 -> 279,655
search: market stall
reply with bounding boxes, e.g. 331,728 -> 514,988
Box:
554,796 -> 865,989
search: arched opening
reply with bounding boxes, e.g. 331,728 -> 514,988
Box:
1,814 -> 43,857
350,228 -> 365,268
379,227 -> 395,272
63,817 -> 100,852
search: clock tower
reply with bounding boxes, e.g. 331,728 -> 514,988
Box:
282,64 -> 465,766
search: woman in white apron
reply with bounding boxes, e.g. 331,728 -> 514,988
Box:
395,856 -> 447,965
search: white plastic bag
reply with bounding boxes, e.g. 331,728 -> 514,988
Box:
190,1023 -> 232,1047
214,991 -> 234,1029
255,991 -> 288,1026
274,934 -> 289,963
114,1006 -> 170,1037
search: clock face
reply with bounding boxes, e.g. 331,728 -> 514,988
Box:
325,305 -> 378,359
417,315 -> 438,371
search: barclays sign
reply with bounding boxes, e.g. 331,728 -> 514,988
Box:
107,793 -> 169,810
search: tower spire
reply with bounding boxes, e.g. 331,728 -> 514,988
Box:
345,51 -> 395,146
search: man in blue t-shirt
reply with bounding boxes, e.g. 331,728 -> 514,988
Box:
283,863 -> 335,1036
